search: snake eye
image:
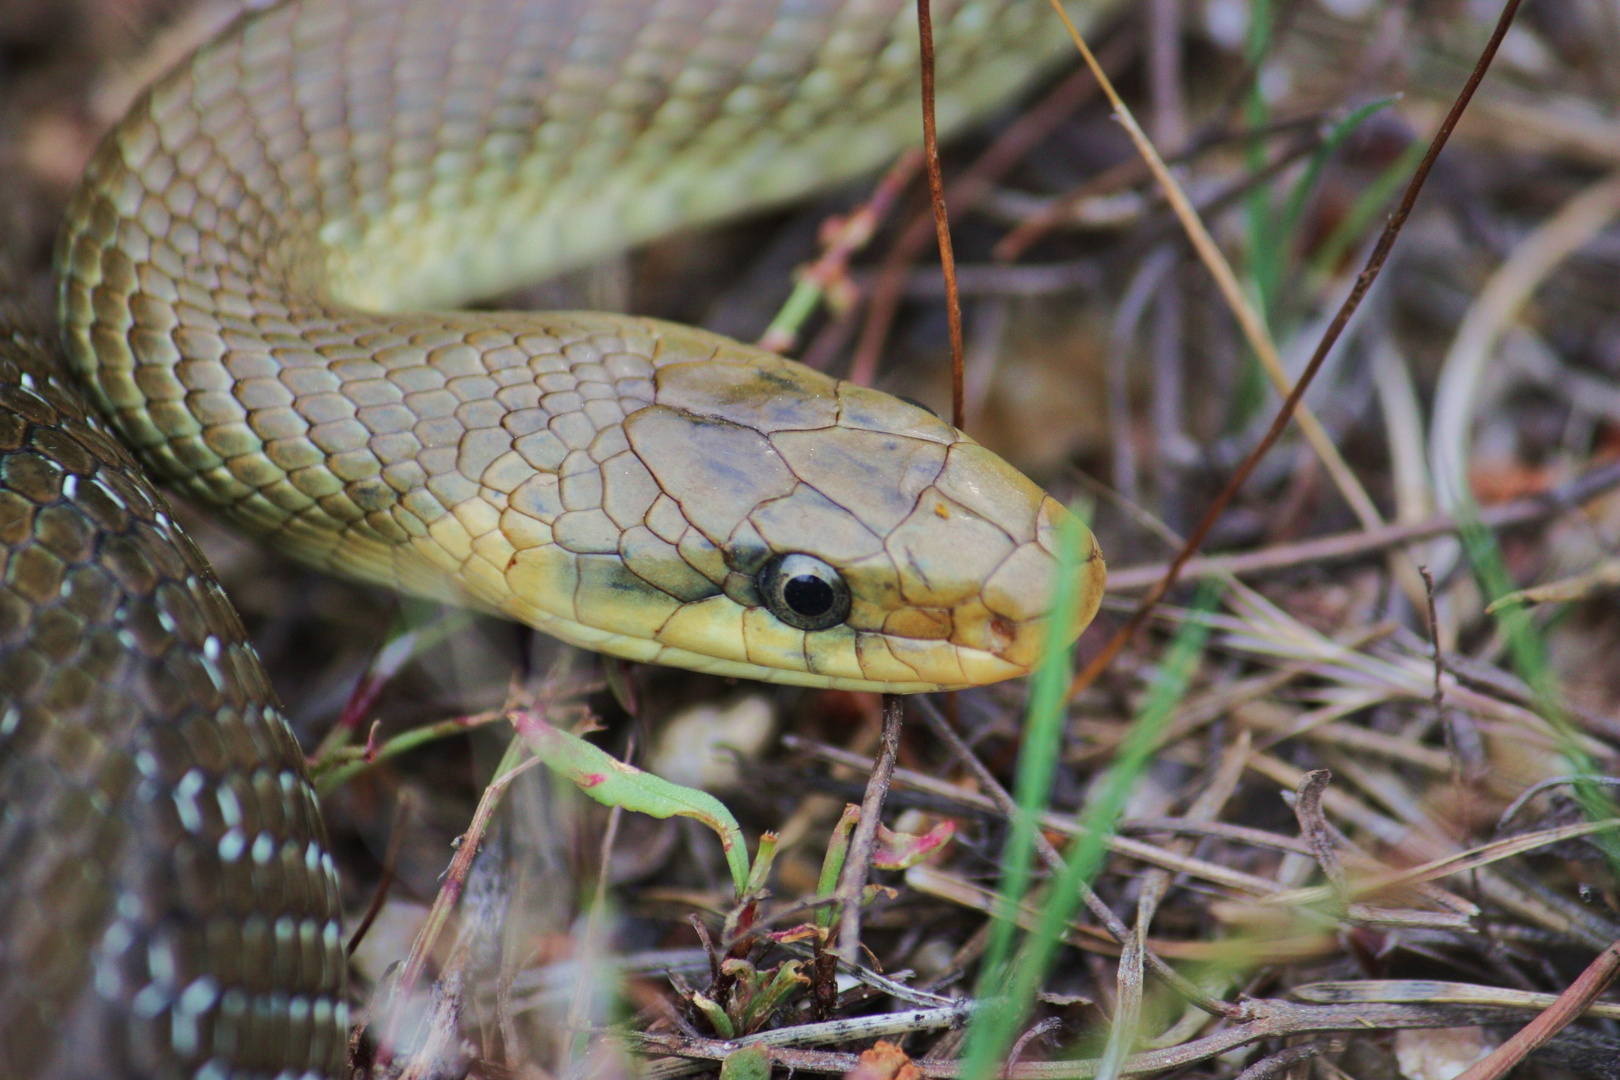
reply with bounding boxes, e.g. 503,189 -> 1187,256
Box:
757,553 -> 851,632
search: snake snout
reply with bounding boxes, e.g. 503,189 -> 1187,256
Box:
868,459 -> 1106,689
971,495 -> 1107,673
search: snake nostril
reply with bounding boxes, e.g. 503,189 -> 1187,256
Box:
989,616 -> 1016,651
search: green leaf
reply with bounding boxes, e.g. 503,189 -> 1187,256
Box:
691,991 -> 736,1039
719,1044 -> 772,1080
746,832 -> 780,895
721,958 -> 760,1023
509,709 -> 751,893
813,804 -> 863,928
872,820 -> 955,870
747,960 -> 810,1030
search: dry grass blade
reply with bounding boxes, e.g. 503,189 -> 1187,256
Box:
1430,169 -> 1620,517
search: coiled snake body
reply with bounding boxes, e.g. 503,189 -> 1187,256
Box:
0,0 -> 1107,1074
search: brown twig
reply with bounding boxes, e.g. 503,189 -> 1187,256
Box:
1232,1041 -> 1348,1080
835,694 -> 906,963
1452,936 -> 1620,1080
1067,0 -> 1525,703
914,0 -> 965,429
633,1000 -> 1528,1078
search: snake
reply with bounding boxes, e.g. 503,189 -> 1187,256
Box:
0,0 -> 1109,1074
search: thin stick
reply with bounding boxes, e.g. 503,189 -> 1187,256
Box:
848,38 -> 1133,386
346,791 -> 415,957
1066,0 -> 1525,704
1453,936 -> 1620,1080
914,0 -> 965,428
835,694 -> 906,962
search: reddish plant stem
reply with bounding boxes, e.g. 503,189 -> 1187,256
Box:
914,0 -> 965,428
847,36 -> 1134,386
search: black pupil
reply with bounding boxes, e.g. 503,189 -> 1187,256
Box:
783,573 -> 834,617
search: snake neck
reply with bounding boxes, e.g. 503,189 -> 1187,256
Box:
62,0 -> 1091,314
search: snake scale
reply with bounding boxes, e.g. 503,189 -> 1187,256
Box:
0,0 -> 1109,1074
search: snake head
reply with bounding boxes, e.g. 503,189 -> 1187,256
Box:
493,322 -> 1103,693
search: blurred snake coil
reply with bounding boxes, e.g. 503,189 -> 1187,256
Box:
0,0 -> 1110,1075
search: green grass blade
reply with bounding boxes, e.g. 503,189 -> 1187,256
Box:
1309,135 -> 1427,276
1457,515 -> 1620,869
970,507 -> 1092,1007
1276,97 -> 1399,261
960,584 -> 1220,1078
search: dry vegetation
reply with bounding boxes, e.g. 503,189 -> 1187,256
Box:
7,0 -> 1620,1077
